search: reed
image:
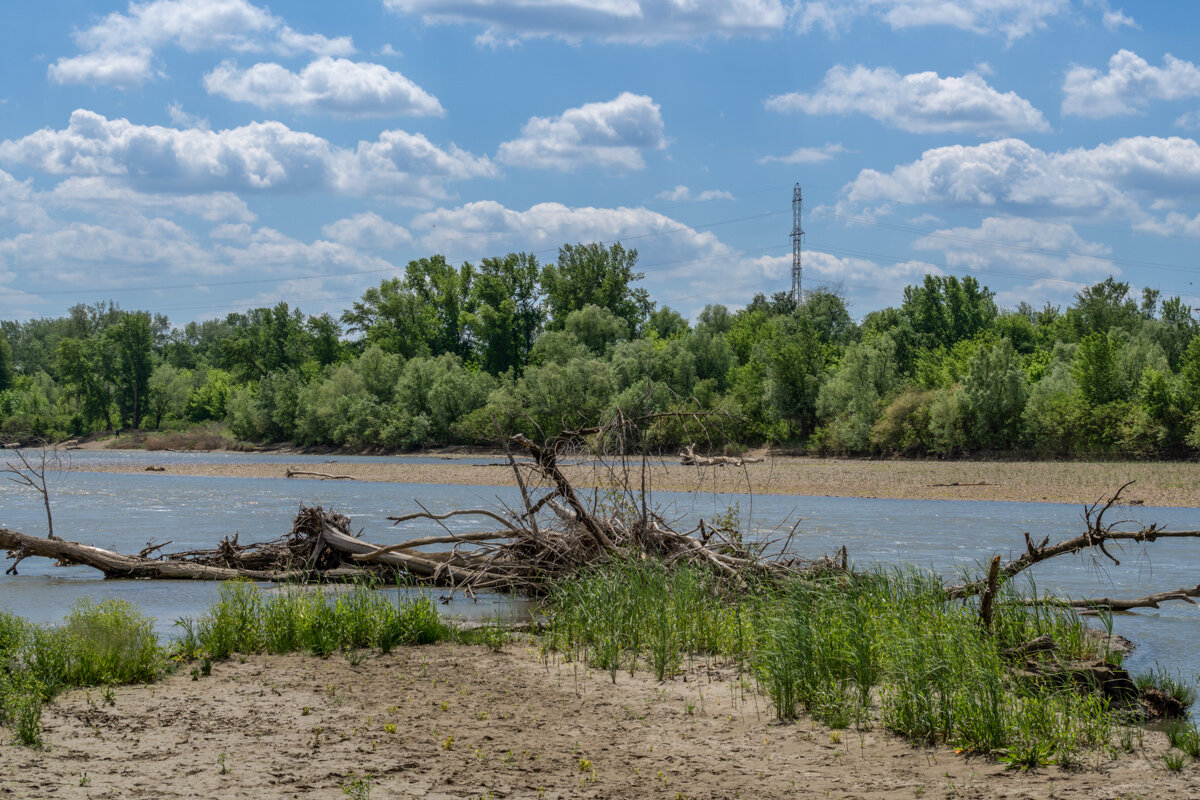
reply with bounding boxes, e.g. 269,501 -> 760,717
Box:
541,560 -> 1146,760
180,578 -> 451,660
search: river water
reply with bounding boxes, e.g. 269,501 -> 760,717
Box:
1,452 -> 1197,683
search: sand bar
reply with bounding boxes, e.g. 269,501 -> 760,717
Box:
70,452 -> 1200,507
3,641 -> 1193,799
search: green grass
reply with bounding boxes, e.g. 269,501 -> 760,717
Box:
0,578 -> 453,748
539,560 -> 1168,761
0,601 -> 166,748
178,578 -> 450,660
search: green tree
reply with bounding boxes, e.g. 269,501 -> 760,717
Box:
816,335 -> 898,451
959,339 -> 1028,449
1073,331 -> 1123,406
541,242 -> 652,334
56,336 -> 115,430
467,252 -> 544,375
564,305 -> 629,354
1068,277 -> 1140,339
107,312 -> 155,429
901,274 -> 996,350
0,334 -> 12,392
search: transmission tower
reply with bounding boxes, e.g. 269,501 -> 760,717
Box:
790,182 -> 804,305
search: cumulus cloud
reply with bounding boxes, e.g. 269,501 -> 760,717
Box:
911,217 -> 1114,281
655,185 -> 734,202
203,57 -> 444,118
497,93 -> 666,171
837,136 -> 1200,221
385,0 -> 787,43
48,0 -> 354,87
47,177 -> 255,223
0,170 -> 53,232
797,0 -> 1069,41
410,200 -> 725,260
767,66 -> 1049,135
757,143 -> 848,164
0,109 -> 495,202
1062,50 -> 1200,118
321,212 -> 412,249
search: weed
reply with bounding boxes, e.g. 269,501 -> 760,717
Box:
217,753 -> 228,775
1162,751 -> 1187,772
341,771 -> 373,800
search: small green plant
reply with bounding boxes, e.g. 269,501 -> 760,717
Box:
217,753 -> 228,775
998,741 -> 1055,771
1165,720 -> 1200,758
1162,751 -> 1187,772
341,771 -> 373,800
79,773 -> 90,787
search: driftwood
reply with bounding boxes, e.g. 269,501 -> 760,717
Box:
286,469 -> 355,480
679,443 -> 763,467
946,482 -> 1200,602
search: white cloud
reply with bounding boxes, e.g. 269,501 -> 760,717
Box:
1062,50 -> 1200,118
203,57 -> 444,118
757,143 -> 848,164
767,66 -> 1049,135
797,0 -> 1069,41
0,109 -> 495,201
655,185 -> 734,202
385,0 -> 788,43
497,93 -> 666,171
166,102 -> 208,129
911,217 -> 1114,281
48,0 -> 354,87
410,200 -> 725,260
1102,9 -> 1137,30
47,177 -> 255,223
0,170 -> 53,232
838,136 -> 1200,220
321,212 -> 412,249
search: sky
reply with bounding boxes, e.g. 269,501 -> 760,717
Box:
3,0 -> 1200,327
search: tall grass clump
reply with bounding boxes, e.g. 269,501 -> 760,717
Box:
756,566 -> 1118,758
0,602 -> 165,748
179,578 -> 451,660
544,559 -> 1133,760
541,558 -> 770,680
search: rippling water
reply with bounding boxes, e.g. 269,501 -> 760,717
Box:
2,453 -> 1198,683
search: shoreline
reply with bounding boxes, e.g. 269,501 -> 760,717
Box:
5,642 -> 1193,799
63,449 -> 1200,507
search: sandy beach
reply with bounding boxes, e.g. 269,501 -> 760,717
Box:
3,641 -> 1194,800
71,447 -> 1200,507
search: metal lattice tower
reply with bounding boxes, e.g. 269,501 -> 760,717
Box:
790,182 -> 804,305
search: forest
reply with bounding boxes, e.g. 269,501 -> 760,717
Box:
1,241 -> 1197,458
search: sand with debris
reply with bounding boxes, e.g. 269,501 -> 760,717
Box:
3,641 -> 1193,800
71,449 -> 1200,507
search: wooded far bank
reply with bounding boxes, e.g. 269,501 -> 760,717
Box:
3,242 -> 1198,459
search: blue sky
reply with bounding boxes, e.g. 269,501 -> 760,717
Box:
3,0 -> 1200,326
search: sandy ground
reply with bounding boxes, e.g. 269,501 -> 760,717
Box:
70,450 -> 1200,507
2,641 -> 1194,800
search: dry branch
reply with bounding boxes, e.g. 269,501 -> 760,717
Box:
285,469 -> 355,480
679,443 -> 764,467
946,482 -> 1200,600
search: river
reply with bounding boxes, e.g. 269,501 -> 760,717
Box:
1,451 -> 1197,684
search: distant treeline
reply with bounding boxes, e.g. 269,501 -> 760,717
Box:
1,242 -> 1197,458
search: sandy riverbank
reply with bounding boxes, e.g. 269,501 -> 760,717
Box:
2,641 -> 1191,800
69,450 -> 1200,507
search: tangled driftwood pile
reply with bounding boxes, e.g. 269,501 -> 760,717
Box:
2,422 -> 1199,611
0,429 -> 834,594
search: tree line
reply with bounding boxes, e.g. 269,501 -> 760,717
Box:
2,241 -> 1198,458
